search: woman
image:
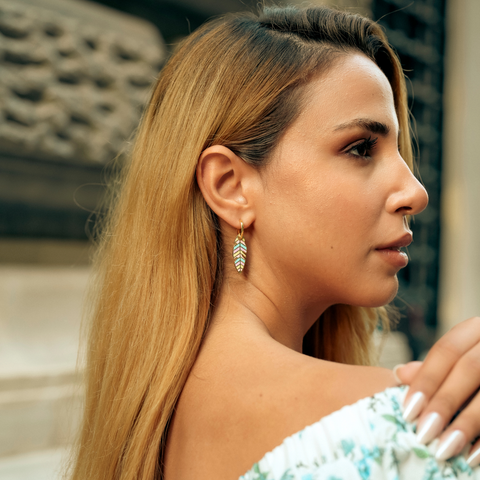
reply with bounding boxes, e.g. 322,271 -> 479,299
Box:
70,5 -> 480,480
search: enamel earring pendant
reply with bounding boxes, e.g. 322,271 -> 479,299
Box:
233,221 -> 247,273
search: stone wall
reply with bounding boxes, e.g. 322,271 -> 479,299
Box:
0,0 -> 166,238
0,0 -> 166,469
0,0 -> 165,165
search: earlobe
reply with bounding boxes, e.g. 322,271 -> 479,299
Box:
196,145 -> 256,229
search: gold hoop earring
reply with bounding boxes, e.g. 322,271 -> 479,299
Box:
232,221 -> 247,273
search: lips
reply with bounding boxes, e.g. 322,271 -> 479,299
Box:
375,233 -> 413,251
374,233 -> 412,268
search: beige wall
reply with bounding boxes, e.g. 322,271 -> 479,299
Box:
439,0 -> 480,334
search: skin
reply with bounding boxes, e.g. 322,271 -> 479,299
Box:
164,53 -> 477,479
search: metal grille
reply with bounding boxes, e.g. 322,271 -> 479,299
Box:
372,0 -> 446,358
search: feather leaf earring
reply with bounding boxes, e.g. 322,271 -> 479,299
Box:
232,221 -> 247,273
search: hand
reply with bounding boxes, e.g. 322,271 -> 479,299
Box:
394,316 -> 480,467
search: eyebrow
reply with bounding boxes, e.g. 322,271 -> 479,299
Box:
333,118 -> 391,136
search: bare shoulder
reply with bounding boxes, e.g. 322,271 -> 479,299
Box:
246,345 -> 398,425
164,336 -> 397,480
295,354 -> 398,417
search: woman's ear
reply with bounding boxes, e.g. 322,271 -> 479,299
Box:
196,145 -> 257,229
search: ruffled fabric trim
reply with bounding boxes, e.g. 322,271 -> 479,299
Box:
240,386 -> 478,480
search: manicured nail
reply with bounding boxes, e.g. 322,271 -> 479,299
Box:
416,412 -> 443,445
467,445 -> 480,468
435,430 -> 466,461
392,364 -> 404,385
403,391 -> 426,422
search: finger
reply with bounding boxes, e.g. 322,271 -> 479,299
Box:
433,391 -> 480,462
393,361 -> 423,384
414,342 -> 480,445
467,438 -> 480,468
402,317 -> 480,421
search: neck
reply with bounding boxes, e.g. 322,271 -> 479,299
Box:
210,269 -> 329,353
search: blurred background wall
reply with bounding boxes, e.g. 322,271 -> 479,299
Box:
0,0 -> 478,478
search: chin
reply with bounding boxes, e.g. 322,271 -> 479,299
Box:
372,287 -> 399,307
352,277 -> 399,308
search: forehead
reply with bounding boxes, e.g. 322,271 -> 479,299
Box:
295,53 -> 398,134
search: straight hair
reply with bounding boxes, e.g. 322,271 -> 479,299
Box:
70,6 -> 412,480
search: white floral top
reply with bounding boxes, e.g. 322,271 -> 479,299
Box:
240,386 -> 480,480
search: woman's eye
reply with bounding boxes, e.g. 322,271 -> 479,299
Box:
345,136 -> 378,159
350,143 -> 368,157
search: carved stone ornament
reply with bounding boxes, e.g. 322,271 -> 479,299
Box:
0,0 -> 166,165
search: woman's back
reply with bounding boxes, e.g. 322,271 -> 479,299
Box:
163,320 -> 397,479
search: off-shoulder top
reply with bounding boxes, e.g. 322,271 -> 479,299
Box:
240,386 -> 480,480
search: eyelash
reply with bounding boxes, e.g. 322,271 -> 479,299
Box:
345,136 -> 378,159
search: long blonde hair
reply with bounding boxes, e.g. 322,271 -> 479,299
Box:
70,6 -> 412,480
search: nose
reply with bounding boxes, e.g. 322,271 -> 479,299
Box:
385,157 -> 429,216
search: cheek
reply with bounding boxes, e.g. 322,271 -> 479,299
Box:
292,172 -> 374,246
256,166 -> 398,306
260,168 -> 372,266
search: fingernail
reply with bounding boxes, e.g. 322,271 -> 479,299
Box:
403,391 -> 426,422
416,412 -> 443,445
435,430 -> 466,461
392,364 -> 404,385
467,446 -> 480,468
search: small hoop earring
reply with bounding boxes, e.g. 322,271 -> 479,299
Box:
232,221 -> 247,273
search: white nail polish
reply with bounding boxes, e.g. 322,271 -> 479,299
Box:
416,412 -> 442,445
392,364 -> 404,385
467,446 -> 480,468
403,391 -> 426,422
435,430 -> 466,461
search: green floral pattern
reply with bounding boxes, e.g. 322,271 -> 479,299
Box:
240,386 -> 479,480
